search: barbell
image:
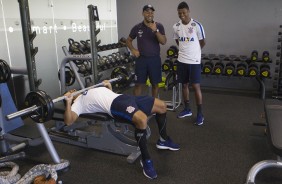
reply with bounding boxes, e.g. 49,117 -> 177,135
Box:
6,76 -> 122,123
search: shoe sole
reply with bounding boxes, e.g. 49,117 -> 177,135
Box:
194,118 -> 204,126
177,113 -> 192,118
156,145 -> 180,151
140,160 -> 157,179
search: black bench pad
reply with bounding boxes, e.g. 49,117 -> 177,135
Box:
265,99 -> 282,156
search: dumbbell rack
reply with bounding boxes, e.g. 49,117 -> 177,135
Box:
200,52 -> 273,99
273,27 -> 282,99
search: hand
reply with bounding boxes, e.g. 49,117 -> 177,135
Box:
103,80 -> 112,89
64,89 -> 75,104
148,22 -> 157,32
131,48 -> 140,58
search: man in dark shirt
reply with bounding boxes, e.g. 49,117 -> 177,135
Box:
126,4 -> 167,98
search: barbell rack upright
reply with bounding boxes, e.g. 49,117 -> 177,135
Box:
17,0 -> 60,164
88,5 -> 100,84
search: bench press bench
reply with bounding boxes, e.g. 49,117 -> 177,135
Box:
49,103 -> 151,163
246,99 -> 282,184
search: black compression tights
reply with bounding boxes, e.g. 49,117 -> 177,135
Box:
155,113 -> 168,140
135,128 -> 150,161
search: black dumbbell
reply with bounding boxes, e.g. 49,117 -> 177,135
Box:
250,50 -> 258,62
262,51 -> 270,62
248,63 -> 259,77
225,62 -> 235,76
202,61 -> 213,74
260,64 -> 271,78
236,63 -> 247,76
167,45 -> 178,58
162,59 -> 172,72
213,62 -> 224,75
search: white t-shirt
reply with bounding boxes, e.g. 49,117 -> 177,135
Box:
173,18 -> 205,64
71,87 -> 121,117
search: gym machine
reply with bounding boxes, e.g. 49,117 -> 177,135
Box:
245,99 -> 282,184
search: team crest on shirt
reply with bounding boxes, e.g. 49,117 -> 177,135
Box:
191,23 -> 196,26
138,30 -> 143,37
188,27 -> 193,34
126,106 -> 135,113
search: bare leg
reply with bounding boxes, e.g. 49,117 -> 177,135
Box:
182,83 -> 190,102
192,83 -> 202,105
151,84 -> 159,98
134,84 -> 143,96
151,98 -> 166,114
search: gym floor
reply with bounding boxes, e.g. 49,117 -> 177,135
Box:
14,89 -> 282,184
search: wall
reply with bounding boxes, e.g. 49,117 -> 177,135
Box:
0,0 -> 118,101
117,0 -> 282,92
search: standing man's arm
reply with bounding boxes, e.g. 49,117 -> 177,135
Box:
148,22 -> 166,45
199,39 -> 206,49
175,39 -> 179,46
126,36 -> 140,58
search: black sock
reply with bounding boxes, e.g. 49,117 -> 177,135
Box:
197,104 -> 202,114
184,100 -> 190,110
135,128 -> 150,161
155,113 -> 168,140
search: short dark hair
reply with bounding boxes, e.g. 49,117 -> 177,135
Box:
178,1 -> 189,10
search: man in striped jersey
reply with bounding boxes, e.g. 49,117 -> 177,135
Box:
173,1 -> 206,125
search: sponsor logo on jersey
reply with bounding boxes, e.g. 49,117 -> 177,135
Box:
126,106 -> 136,113
178,37 -> 195,42
191,22 -> 196,26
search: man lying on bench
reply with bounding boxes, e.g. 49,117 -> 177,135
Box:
63,80 -> 180,179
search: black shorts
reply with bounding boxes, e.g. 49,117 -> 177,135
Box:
110,94 -> 155,122
135,56 -> 162,85
176,62 -> 201,84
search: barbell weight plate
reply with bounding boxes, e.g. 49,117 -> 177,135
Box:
58,66 -> 76,86
0,59 -> 11,83
24,90 -> 54,123
37,90 -> 54,123
111,67 -> 130,90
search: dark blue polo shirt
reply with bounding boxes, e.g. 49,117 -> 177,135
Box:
129,22 -> 165,57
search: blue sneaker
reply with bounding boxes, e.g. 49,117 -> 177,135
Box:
156,137 -> 180,151
177,109 -> 192,118
140,159 -> 157,179
195,113 -> 204,126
